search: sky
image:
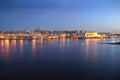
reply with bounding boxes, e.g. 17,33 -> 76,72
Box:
0,0 -> 120,33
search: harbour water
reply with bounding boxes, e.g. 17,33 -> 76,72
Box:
0,38 -> 120,80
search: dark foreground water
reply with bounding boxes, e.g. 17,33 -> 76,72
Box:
0,38 -> 120,80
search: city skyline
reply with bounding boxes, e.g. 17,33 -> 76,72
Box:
0,0 -> 120,33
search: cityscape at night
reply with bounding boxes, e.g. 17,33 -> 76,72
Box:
0,0 -> 120,80
0,28 -> 120,40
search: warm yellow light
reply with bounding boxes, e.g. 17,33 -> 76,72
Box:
32,36 -> 36,39
13,36 -> 16,39
48,36 -> 51,39
0,36 -> 5,38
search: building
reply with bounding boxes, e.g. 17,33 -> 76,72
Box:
78,32 -> 102,38
0,34 -> 5,39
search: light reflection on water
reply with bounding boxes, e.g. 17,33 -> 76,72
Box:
0,38 -> 120,80
32,39 -> 36,53
83,39 -> 99,64
0,39 -> 119,63
0,40 -> 10,62
19,40 -> 23,56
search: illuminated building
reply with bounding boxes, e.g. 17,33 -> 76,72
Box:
85,32 -> 102,38
79,32 -> 102,38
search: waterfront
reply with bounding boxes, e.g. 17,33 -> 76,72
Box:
0,38 -> 120,80
1,29 -> 120,40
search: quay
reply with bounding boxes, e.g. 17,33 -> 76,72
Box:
0,30 -> 120,40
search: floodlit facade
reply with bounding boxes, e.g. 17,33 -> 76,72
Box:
85,32 -> 102,38
78,32 -> 102,38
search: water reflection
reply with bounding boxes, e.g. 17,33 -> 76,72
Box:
60,39 -> 66,52
0,39 -> 120,80
111,45 -> 115,61
60,39 -> 66,47
84,39 -> 90,63
5,40 -> 10,53
32,39 -> 36,57
84,39 -> 101,63
74,39 -> 78,46
0,40 -> 10,62
11,40 -> 16,50
0,40 -> 4,53
48,39 -> 58,46
39,39 -> 43,49
0,40 -> 4,47
67,39 -> 70,46
19,40 -> 23,55
92,40 -> 98,63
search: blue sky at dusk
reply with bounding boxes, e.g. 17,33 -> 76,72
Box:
0,0 -> 120,32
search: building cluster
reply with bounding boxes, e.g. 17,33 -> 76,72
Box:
0,29 -> 120,40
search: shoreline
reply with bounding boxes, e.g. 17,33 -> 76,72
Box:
0,38 -> 111,40
0,38 -> 120,40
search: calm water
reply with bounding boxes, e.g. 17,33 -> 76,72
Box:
0,39 -> 120,80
